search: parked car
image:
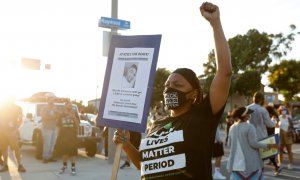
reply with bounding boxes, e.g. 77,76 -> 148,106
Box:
290,102 -> 300,142
292,114 -> 300,142
80,113 -> 97,126
18,93 -> 101,159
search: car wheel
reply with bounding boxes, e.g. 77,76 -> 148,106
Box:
35,131 -> 43,160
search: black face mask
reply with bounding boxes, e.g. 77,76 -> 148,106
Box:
163,87 -> 191,110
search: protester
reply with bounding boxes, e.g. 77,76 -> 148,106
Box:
41,97 -> 58,163
0,97 -> 26,172
113,2 -> 232,179
265,105 -> 282,175
247,91 -> 276,140
55,101 -> 79,176
227,107 -> 278,179
225,110 -> 234,146
247,92 -> 280,175
120,131 -> 142,169
277,106 -> 294,169
212,127 -> 226,179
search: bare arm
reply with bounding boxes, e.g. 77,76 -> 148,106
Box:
200,2 -> 232,114
123,141 -> 141,169
113,129 -> 141,169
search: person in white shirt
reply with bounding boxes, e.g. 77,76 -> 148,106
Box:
277,106 -> 294,169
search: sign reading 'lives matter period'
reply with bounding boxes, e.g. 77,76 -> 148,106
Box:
97,35 -> 162,132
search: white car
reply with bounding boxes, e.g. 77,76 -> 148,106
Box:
18,96 -> 100,158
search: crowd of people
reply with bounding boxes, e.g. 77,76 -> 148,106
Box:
224,92 -> 297,179
0,96 -> 26,172
0,1 -> 298,180
0,97 -> 81,176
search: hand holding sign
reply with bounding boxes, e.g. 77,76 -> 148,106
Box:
96,34 -> 161,180
113,129 -> 130,146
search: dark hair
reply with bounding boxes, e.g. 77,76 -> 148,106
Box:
253,91 -> 264,104
172,68 -> 203,104
232,107 -> 254,119
265,105 -> 278,118
277,106 -> 288,115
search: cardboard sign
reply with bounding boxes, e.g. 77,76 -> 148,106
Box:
259,133 -> 280,160
97,35 -> 162,133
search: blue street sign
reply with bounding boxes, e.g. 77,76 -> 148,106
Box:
98,17 -> 130,30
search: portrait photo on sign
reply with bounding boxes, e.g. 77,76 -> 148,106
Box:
122,62 -> 138,88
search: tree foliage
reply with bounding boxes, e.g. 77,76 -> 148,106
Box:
268,59 -> 300,102
229,29 -> 272,74
234,71 -> 262,97
201,25 -> 299,100
151,68 -> 171,108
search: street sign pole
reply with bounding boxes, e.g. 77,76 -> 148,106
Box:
108,1 -> 120,180
98,1 -> 132,179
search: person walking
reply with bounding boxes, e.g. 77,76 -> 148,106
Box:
113,2 -> 232,179
41,97 -> 58,163
227,107 -> 278,180
277,106 -> 294,169
265,105 -> 282,175
225,110 -> 234,146
55,101 -> 79,176
212,127 -> 226,179
247,92 -> 279,174
120,131 -> 142,169
0,97 -> 26,172
247,92 -> 276,140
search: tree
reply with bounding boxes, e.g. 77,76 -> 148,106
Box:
201,25 -> 299,103
71,100 -> 85,113
151,68 -> 171,108
229,29 -> 273,74
268,59 -> 300,102
269,25 -> 300,60
234,71 -> 262,100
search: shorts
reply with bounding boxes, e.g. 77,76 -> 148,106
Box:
280,129 -> 293,145
212,142 -> 224,158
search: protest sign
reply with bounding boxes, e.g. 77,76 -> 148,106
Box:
259,133 -> 280,160
97,34 -> 161,132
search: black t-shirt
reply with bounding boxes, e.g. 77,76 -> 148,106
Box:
139,95 -> 224,180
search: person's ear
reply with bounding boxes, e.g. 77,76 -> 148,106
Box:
189,89 -> 198,101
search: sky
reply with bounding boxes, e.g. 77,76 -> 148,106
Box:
0,0 -> 299,105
